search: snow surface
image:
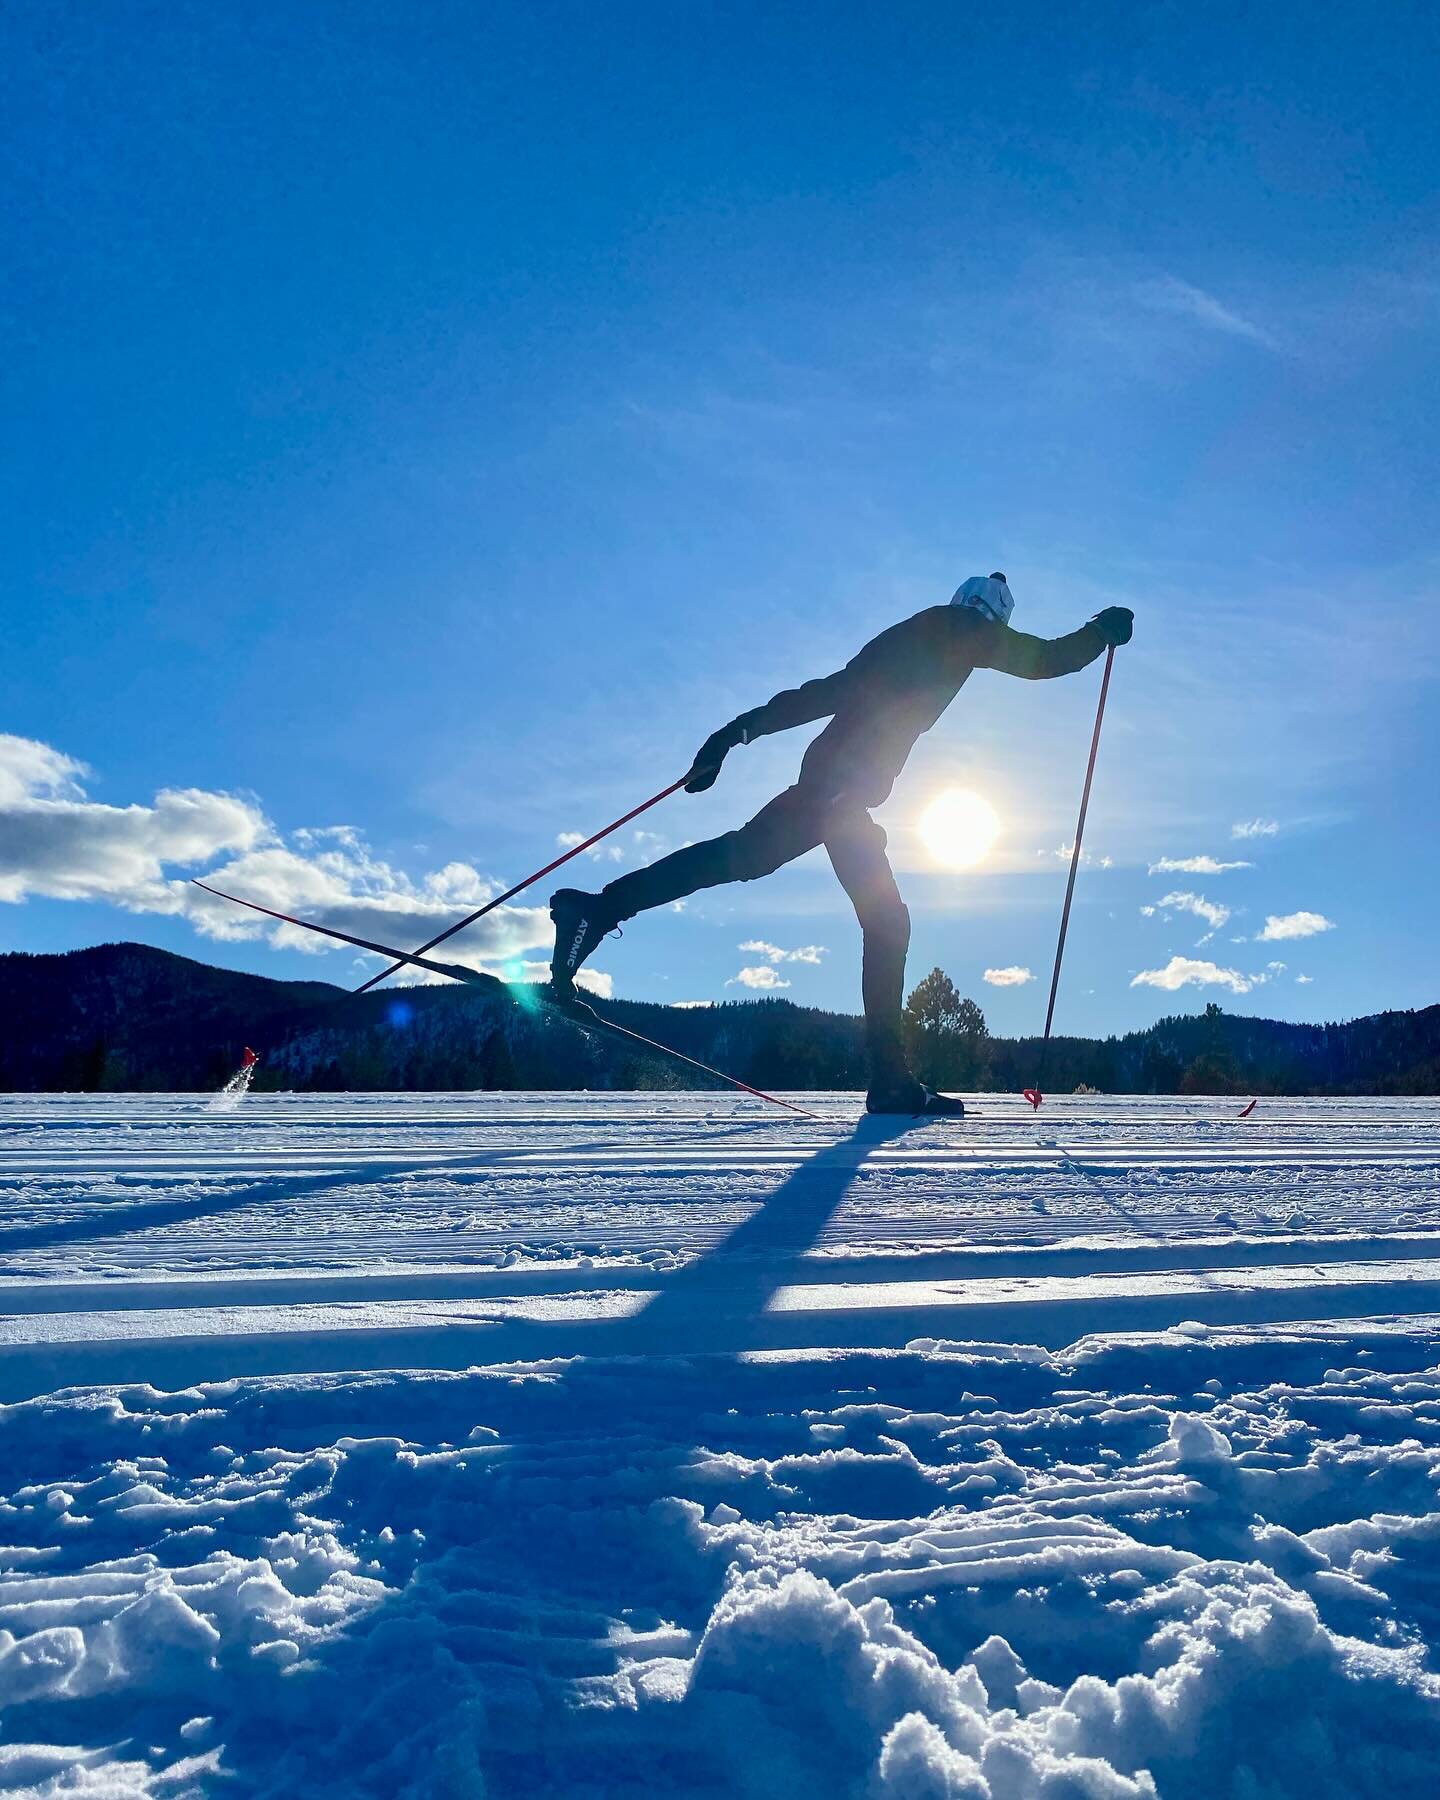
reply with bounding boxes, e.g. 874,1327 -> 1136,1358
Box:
1,1091 -> 1438,1796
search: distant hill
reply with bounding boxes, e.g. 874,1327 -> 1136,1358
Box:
1,942 -> 1436,1095
0,944 -> 342,1091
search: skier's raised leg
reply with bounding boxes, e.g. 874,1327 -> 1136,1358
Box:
549,787 -> 827,993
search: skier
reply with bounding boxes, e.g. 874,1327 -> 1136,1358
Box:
550,575 -> 1134,1115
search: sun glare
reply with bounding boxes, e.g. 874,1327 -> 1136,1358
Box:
919,788 -> 1000,869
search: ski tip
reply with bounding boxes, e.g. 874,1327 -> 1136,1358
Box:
1237,1097 -> 1258,1119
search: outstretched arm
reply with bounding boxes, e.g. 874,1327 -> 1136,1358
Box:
734,667 -> 851,739
685,666 -> 851,792
976,607 -> 1132,680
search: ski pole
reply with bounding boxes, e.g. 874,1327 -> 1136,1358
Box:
1024,646 -> 1115,1109
354,775 -> 690,994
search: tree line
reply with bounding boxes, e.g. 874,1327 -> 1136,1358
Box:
3,943 -> 1437,1095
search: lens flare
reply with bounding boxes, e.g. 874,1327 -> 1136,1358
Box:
919,789 -> 1000,869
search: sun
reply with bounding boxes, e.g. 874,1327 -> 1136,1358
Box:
919,788 -> 1000,869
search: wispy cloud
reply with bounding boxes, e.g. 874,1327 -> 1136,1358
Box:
983,966 -> 1034,987
1043,844 -> 1113,869
1232,818 -> 1280,840
728,965 -> 791,990
555,830 -> 624,863
1258,910 -> 1335,941
1148,855 -> 1252,875
1154,890 -> 1232,930
738,938 -> 827,966
1132,956 -> 1255,995
1131,953 -> 1294,997
1136,275 -> 1278,349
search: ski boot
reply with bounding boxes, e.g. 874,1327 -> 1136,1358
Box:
548,888 -> 615,996
865,1076 -> 967,1118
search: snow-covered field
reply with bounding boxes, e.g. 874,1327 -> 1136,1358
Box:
1,1092 -> 1438,1797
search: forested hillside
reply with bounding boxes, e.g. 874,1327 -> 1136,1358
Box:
2,943 -> 1436,1095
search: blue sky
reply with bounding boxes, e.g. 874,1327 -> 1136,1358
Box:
3,0 -> 1437,1036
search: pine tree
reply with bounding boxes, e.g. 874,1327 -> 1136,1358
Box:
904,969 -> 989,1088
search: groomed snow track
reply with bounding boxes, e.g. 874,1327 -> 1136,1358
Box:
1,1092 -> 1438,1796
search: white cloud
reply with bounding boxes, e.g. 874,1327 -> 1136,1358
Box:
738,939 -> 827,966
0,732 -> 553,978
1045,843 -> 1113,869
1131,956 -> 1255,996
1155,890 -> 1231,930
293,824 -> 363,851
983,966 -> 1034,987
728,965 -> 791,991
1296,974 -> 1314,984
1258,910 -> 1335,942
1148,855 -> 1252,875
0,733 -> 267,911
513,960 -> 612,999
1232,818 -> 1280,839
0,735 -> 88,806
1137,275 -> 1278,348
554,829 -> 623,863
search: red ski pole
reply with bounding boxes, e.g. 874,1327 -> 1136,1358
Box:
354,775 -> 689,994
1024,647 -> 1115,1110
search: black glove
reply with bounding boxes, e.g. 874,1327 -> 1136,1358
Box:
685,721 -> 744,793
1090,606 -> 1134,647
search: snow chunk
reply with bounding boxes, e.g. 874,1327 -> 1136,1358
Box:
906,1339 -> 1055,1366
877,1711 -> 988,1797
1153,1411 -> 1235,1466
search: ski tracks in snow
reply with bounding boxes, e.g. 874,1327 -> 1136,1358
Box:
0,1093 -> 1438,1795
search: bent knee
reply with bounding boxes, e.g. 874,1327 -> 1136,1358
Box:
859,895 -> 910,946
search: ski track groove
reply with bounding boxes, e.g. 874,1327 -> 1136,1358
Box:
1,1092 -> 1438,1394
2,1090 -> 1440,1796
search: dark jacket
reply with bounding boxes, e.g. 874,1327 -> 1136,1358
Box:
733,606 -> 1108,806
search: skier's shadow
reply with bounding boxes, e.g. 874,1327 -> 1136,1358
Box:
604,1111 -> 929,1355
194,1111 -> 941,1795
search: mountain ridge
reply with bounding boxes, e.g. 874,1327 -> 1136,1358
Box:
1,941 -> 1436,1095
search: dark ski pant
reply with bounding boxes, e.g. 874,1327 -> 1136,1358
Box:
599,784 -> 911,1081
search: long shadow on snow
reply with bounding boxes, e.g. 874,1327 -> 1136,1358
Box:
206,1113 -> 928,1797
0,1118 -> 930,1395
54,1113 -> 1440,1798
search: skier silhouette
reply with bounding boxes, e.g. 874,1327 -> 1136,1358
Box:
550,575 -> 1133,1114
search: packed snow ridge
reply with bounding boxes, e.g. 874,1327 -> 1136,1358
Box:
0,1092 -> 1438,1796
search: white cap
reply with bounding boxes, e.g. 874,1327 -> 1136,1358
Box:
950,572 -> 1014,625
